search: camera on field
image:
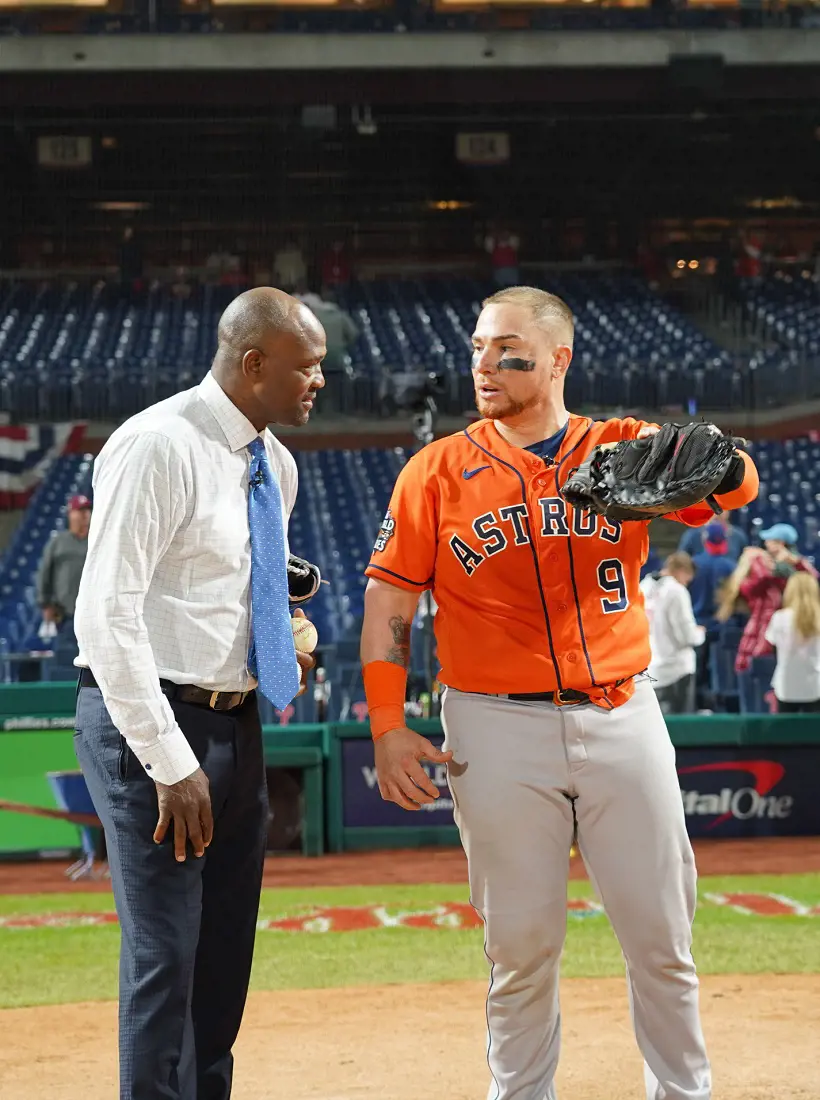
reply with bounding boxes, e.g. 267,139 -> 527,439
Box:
389,369 -> 447,414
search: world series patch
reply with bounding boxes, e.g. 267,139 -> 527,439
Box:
374,508 -> 396,552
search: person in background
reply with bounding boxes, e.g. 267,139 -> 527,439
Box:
273,241 -> 307,293
297,290 -> 358,413
640,551 -> 705,714
639,545 -> 662,581
690,522 -> 739,627
716,523 -> 818,711
298,290 -> 358,373
765,571 -> 820,713
221,252 -> 244,288
678,510 -> 747,561
484,227 -> 521,288
737,229 -> 765,282
715,546 -> 761,630
36,494 -> 92,662
690,522 -> 738,707
171,265 -> 192,301
204,246 -> 233,286
320,240 -> 352,289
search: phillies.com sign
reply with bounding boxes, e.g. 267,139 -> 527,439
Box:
676,749 -> 820,838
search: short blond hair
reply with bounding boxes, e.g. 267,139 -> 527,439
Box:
665,551 -> 696,576
482,286 -> 575,346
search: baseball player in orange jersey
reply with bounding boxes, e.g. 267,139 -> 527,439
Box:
360,286 -> 759,1100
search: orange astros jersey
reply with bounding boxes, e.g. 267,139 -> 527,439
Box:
365,415 -> 751,705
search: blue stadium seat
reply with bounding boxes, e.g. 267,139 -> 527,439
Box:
709,623 -> 743,706
739,273 -> 820,406
0,273 -> 753,416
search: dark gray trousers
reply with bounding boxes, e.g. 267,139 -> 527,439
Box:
74,687 -> 269,1100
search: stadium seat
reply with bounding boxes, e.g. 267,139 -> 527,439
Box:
0,273 -> 751,416
739,273 -> 820,407
709,623 -> 743,708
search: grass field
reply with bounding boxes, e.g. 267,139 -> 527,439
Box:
0,873 -> 818,1009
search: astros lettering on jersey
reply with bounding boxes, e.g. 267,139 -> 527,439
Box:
365,414 -> 755,707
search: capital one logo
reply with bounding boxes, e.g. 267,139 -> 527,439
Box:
678,760 -> 793,829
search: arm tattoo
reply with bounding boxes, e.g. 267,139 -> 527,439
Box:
385,615 -> 411,668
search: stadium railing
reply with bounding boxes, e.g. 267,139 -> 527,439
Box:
1,358 -> 815,421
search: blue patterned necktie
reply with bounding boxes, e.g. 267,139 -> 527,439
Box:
247,437 -> 300,709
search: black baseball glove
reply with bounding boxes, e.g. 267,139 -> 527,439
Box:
287,553 -> 322,604
560,422 -> 747,523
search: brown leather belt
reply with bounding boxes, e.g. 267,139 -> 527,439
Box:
79,668 -> 250,713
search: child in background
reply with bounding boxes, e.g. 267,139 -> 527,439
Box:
765,572 -> 820,713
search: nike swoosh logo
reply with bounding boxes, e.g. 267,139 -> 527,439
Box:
462,466 -> 490,480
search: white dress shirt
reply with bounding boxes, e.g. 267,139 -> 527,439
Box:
765,608 -> 820,702
74,371 -> 297,786
640,573 -> 705,689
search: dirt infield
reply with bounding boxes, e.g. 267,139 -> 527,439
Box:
2,840 -> 820,1097
0,836 -> 819,893
1,976 -> 818,1100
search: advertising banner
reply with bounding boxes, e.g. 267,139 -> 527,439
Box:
0,727 -> 82,854
676,747 -> 820,838
342,734 -> 455,829
341,737 -> 820,838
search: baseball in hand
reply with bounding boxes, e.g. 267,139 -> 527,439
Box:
291,616 -> 318,654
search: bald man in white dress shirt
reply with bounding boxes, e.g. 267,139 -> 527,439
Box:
73,288 -> 326,1100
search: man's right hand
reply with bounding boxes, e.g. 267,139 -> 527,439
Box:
153,767 -> 214,862
374,727 -> 453,812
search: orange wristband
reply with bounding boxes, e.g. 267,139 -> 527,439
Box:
363,660 -> 407,740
